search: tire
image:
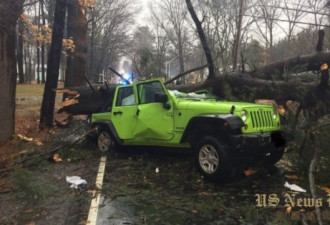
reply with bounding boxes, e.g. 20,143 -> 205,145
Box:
97,130 -> 114,153
195,136 -> 232,180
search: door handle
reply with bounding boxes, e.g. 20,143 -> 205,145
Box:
113,111 -> 123,115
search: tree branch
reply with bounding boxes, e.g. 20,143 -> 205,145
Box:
164,64 -> 207,85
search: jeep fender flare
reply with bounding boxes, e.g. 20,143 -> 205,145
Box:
92,121 -> 122,145
180,114 -> 244,144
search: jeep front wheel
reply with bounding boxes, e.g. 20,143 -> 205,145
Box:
97,130 -> 113,152
195,136 -> 231,180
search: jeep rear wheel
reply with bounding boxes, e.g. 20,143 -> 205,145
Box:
195,136 -> 231,180
97,130 -> 113,152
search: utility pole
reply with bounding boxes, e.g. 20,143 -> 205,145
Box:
233,0 -> 244,71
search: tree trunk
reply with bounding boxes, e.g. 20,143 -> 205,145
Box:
65,0 -> 87,88
17,19 -> 25,84
41,0 -> 46,84
39,0 -> 66,129
88,12 -> 95,80
232,0 -> 244,71
0,0 -> 25,144
255,51 -> 330,79
36,3 -> 40,84
37,42 -> 41,84
185,0 -> 223,97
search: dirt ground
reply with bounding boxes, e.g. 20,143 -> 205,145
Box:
0,111 -> 101,225
101,147 -> 330,225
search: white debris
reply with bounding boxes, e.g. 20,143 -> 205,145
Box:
66,176 -> 87,189
284,181 -> 306,193
155,167 -> 159,174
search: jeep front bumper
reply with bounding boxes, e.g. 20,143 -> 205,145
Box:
230,131 -> 285,148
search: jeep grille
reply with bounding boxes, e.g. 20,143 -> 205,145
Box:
250,110 -> 274,129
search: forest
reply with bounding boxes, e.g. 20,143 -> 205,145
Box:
1,0 -> 330,224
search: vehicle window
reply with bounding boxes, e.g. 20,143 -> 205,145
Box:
137,81 -> 165,104
116,86 -> 135,106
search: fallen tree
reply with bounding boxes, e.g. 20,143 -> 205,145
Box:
55,21 -> 329,126
55,51 -> 329,119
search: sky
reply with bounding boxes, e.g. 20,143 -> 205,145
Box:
136,0 -> 153,26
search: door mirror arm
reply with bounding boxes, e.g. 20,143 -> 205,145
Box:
155,92 -> 171,110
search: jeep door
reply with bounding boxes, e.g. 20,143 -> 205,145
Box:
111,86 -> 137,139
133,81 -> 174,141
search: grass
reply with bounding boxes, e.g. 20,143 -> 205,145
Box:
15,82 -> 64,118
16,84 -> 45,98
12,167 -> 57,199
16,83 -> 64,98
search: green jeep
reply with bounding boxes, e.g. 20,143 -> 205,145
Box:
91,79 -> 285,179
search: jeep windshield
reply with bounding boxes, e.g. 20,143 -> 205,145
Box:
169,90 -> 219,100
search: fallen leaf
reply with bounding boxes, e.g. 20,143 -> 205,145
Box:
16,134 -> 42,146
286,206 -> 292,214
244,168 -> 257,176
53,154 -> 63,163
316,185 -> 330,194
17,134 -> 33,142
285,174 -> 299,180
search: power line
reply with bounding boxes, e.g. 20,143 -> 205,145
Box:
244,14 -> 330,28
254,4 -> 330,17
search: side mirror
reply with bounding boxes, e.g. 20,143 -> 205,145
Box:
155,92 -> 171,110
155,92 -> 168,103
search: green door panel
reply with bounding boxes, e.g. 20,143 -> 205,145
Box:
112,105 -> 137,139
133,103 -> 174,140
112,86 -> 137,139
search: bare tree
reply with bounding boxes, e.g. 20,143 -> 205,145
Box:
151,0 -> 192,83
195,0 -> 253,72
279,0 -> 308,57
130,26 -> 155,78
87,0 -> 136,81
251,0 -> 281,63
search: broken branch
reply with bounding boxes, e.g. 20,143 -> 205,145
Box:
165,64 -> 207,85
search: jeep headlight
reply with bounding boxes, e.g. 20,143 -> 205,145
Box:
272,108 -> 277,119
241,110 -> 247,121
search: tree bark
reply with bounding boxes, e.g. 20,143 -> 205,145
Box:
255,51 -> 330,79
0,0 -> 25,144
17,19 -> 25,84
41,0 -> 46,83
65,0 -> 87,87
39,0 -> 66,129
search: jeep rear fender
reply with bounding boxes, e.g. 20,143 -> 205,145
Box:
180,114 -> 244,143
92,121 -> 122,144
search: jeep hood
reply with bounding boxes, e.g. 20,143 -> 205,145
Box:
175,99 -> 273,112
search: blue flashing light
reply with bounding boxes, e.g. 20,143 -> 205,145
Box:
121,73 -> 133,85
